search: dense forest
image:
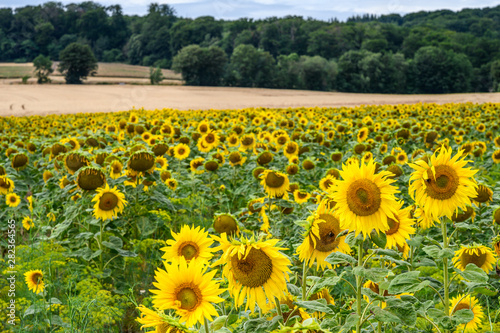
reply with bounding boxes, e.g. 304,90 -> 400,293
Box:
1,2 -> 500,93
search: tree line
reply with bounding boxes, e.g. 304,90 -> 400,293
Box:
1,2 -> 500,92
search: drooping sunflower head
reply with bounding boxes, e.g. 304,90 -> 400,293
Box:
492,235 -> 500,256
451,206 -> 475,223
286,163 -> 299,175
213,213 -> 239,236
189,157 -> 205,174
331,152 -> 343,162
296,209 -> 351,270
473,184 -> 493,206
77,166 -> 106,191
384,201 -> 415,250
11,153 -> 29,171
128,150 -> 156,173
331,158 -> 400,238
0,175 -> 15,194
257,151 -> 273,166
91,183 -> 127,221
136,305 -> 190,333
260,169 -> 290,199
64,152 -> 90,175
408,146 -> 478,222
386,164 -> 403,179
152,143 -> 169,157
204,160 -> 219,172
449,294 -> 484,333
161,225 -> 214,265
150,258 -> 224,327
302,159 -> 315,170
24,270 -> 45,294
494,207 -> 500,225
228,151 -> 246,167
452,244 -> 497,274
212,234 -> 291,312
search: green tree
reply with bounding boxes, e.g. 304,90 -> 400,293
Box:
227,44 -> 276,87
298,55 -> 336,91
149,66 -> 164,85
172,45 -> 227,86
58,43 -> 98,84
491,60 -> 500,92
33,54 -> 53,83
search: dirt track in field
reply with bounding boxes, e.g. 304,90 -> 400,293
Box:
1,84 -> 500,117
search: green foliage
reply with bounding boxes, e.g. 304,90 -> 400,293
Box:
226,44 -> 275,87
149,66 -> 164,85
33,54 -> 53,84
58,43 -> 98,84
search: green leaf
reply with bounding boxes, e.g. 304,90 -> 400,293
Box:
211,315 -> 227,331
82,249 -> 101,261
362,288 -> 386,302
452,309 -> 474,324
352,266 -> 389,283
49,220 -> 72,239
340,313 -> 359,332
388,271 -> 430,294
372,306 -> 401,324
454,222 -> 479,231
370,248 -> 400,258
137,216 -> 157,236
294,300 -> 334,314
325,251 -> 357,266
406,235 -> 423,247
370,230 -> 387,248
385,299 -> 417,326
458,263 -> 489,283
116,248 -> 138,257
423,245 -> 454,259
310,271 -> 346,294
414,258 -> 437,267
24,303 -> 44,317
102,236 -> 123,250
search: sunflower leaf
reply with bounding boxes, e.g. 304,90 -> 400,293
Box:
340,313 -> 359,332
294,299 -> 334,314
371,306 -> 401,324
310,270 -> 346,294
370,230 -> 387,248
452,309 -> 474,324
361,288 -> 387,302
102,236 -> 123,250
458,263 -> 489,283
352,266 -> 389,283
385,299 -> 417,326
325,252 -> 357,266
370,248 -> 400,258
388,271 -> 430,294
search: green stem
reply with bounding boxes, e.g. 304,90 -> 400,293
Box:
204,317 -> 210,333
302,260 -> 308,300
441,219 -> 450,317
99,219 -> 104,271
356,241 -> 364,333
275,297 -> 283,322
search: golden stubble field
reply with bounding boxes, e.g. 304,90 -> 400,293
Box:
1,84 -> 500,117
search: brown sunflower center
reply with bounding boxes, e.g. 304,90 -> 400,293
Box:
178,148 -> 185,155
285,144 -> 297,154
176,284 -> 201,310
31,272 -> 43,284
242,137 -> 254,146
178,241 -> 199,260
99,192 -> 119,211
452,302 -> 470,313
311,214 -> 341,252
425,165 -> 459,200
385,218 -> 400,236
229,152 -> 242,163
346,179 -> 381,216
9,196 -> 17,203
265,172 -> 285,188
205,134 -> 215,144
112,164 -> 122,173
474,186 -> 491,203
231,247 -> 273,288
461,251 -> 487,268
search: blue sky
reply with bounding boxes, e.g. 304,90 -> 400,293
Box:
1,0 -> 498,20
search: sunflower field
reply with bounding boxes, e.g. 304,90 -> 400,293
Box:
1,103 -> 500,333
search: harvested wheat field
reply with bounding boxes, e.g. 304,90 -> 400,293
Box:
1,85 -> 500,117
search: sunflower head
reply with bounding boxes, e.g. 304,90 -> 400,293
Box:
6,193 -> 21,207
161,225 -> 214,264
257,151 -> 273,166
452,244 -> 497,274
65,152 -> 90,174
451,206 -> 475,223
386,164 -> 403,179
136,305 -> 190,333
128,150 -> 156,173
449,294 -> 484,333
0,175 -> 15,194
473,185 -> 493,205
152,143 -> 169,156
260,170 -> 290,199
286,163 -> 299,175
25,270 -> 45,294
77,166 -> 106,191
11,153 -> 29,171
331,152 -> 343,162
204,160 -> 219,172
302,159 -> 315,170
92,183 -> 127,220
494,207 -> 500,225
213,213 -> 239,236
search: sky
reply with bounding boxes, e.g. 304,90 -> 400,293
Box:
1,0 -> 499,20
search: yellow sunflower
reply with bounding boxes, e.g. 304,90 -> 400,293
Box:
318,175 -> 336,193
173,144 -> 190,160
136,305 -> 190,333
197,130 -> 219,153
330,158 -> 400,238
0,175 -> 15,194
385,201 -> 415,249
395,151 -> 408,165
449,294 -> 484,333
92,184 -> 127,220
408,146 -> 478,223
109,160 -> 124,179
22,216 -> 34,230
296,200 -> 351,270
165,178 -> 178,191
43,170 -> 53,183
452,244 -> 497,273
160,225 -> 214,265
189,157 -> 205,174
294,190 -> 311,204
6,193 -> 21,207
150,258 -> 224,327
493,149 -> 500,164
212,234 -> 291,312
473,184 -> 493,206
24,270 -> 45,294
492,235 -> 500,256
260,170 -> 290,199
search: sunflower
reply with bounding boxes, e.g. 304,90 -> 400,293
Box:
161,225 -> 214,265
155,156 -> 169,170
395,151 -> 408,165
492,235 -> 500,256
452,244 -> 497,274
357,127 -> 369,142
283,141 -> 299,160
136,305 -> 190,333
65,152 -> 90,175
25,270 -> 45,294
166,178 -> 178,191
197,130 -> 219,153
493,149 -> 500,164
0,175 -> 15,194
449,294 -> 484,333
330,158 -> 399,238
319,175 -> 336,193
92,184 -> 127,220
294,190 -> 311,204
384,201 -> 415,249
228,151 -> 246,167
296,201 -> 351,270
260,170 -> 290,199
109,160 -> 124,179
77,166 -> 106,191
128,150 -> 156,173
213,213 -> 239,236
473,184 -> 493,206
173,144 -> 190,161
451,206 -> 475,223
494,207 -> 500,225
227,133 -> 240,147
189,157 -> 205,174
150,258 -> 224,327
6,193 -> 21,207
212,234 -> 291,312
408,146 -> 478,223
22,216 -> 34,230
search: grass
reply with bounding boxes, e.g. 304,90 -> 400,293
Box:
0,62 -> 182,80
